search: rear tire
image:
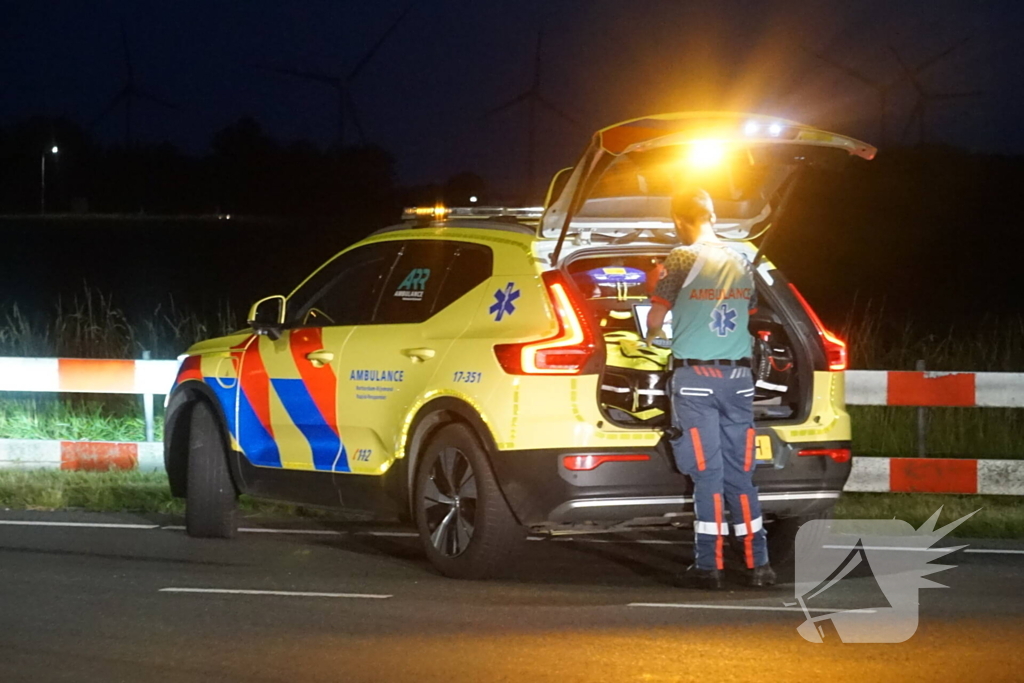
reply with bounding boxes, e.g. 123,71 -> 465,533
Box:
185,401 -> 238,539
413,423 -> 522,579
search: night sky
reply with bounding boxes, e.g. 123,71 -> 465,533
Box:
3,0 -> 1024,195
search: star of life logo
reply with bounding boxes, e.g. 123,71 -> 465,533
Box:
709,303 -> 737,337
489,282 -> 520,321
792,507 -> 977,643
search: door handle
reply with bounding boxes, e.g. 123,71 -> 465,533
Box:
402,347 -> 436,363
305,350 -> 335,368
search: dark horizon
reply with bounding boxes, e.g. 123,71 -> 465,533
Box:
3,0 -> 1024,197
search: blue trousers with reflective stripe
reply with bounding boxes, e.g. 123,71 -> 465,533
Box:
669,365 -> 768,571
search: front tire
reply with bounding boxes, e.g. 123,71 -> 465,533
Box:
185,400 -> 238,539
414,423 -> 522,579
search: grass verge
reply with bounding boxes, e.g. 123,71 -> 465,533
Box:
0,471 -> 1019,540
835,492 -> 1024,539
0,470 -> 328,518
0,396 -> 162,442
849,405 -> 1024,459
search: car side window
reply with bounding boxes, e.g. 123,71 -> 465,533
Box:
373,240 -> 493,325
429,243 -> 493,315
287,241 -> 401,327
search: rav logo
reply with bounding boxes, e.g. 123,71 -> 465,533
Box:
395,268 -> 431,300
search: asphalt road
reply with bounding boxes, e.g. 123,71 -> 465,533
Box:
1,510 -> 1022,683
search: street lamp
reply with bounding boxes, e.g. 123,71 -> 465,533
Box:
41,145 -> 58,214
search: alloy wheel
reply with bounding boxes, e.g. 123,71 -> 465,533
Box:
422,446 -> 478,557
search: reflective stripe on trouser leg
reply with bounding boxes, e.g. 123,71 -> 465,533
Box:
743,428 -> 754,472
740,494 -> 755,569
714,493 -> 724,570
690,428 -> 705,471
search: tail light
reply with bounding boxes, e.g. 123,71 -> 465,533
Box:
494,271 -> 597,375
787,283 -> 847,371
563,454 -> 650,471
798,447 -> 852,463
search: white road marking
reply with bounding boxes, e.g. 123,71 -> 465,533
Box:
0,520 -> 159,530
964,548 -> 1024,555
527,536 -> 692,545
823,544 -> 961,553
159,587 -> 391,599
628,602 -> 877,614
238,527 -> 342,536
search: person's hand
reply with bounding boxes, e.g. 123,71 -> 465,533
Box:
644,327 -> 669,347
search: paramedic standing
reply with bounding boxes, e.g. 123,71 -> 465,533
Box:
645,188 -> 774,589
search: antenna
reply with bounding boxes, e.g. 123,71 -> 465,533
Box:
256,0 -> 417,147
888,39 -> 982,145
484,28 -> 582,201
91,24 -> 177,147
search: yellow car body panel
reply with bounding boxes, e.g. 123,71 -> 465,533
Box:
173,226 -> 849,485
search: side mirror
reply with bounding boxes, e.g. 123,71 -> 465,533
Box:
247,295 -> 287,341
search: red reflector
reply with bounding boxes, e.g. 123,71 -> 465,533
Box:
798,448 -> 852,464
563,454 -> 650,471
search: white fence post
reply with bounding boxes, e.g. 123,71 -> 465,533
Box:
142,350 -> 155,443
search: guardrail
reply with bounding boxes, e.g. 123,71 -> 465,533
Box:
845,370 -> 1024,407
1,358 -> 1022,494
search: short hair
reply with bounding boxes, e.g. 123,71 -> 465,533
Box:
671,188 -> 714,225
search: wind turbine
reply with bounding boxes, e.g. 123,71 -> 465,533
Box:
257,0 -> 417,147
485,28 -> 583,200
91,25 -> 177,147
888,39 -> 982,145
803,46 -> 906,145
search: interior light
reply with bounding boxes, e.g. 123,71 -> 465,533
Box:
686,140 -> 726,168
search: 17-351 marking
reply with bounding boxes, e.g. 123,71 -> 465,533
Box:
452,371 -> 482,384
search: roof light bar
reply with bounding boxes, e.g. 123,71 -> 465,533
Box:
401,206 -> 544,222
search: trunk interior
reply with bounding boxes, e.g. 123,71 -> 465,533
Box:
563,248 -> 809,429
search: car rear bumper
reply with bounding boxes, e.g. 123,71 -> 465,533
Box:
489,437 -> 851,530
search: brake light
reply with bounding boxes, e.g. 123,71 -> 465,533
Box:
787,283 -> 847,371
798,448 -> 852,463
563,454 -> 650,471
494,271 -> 597,375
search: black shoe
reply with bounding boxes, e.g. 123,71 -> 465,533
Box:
676,564 -> 724,590
749,563 -> 777,587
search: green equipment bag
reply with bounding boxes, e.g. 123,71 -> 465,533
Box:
600,331 -> 671,425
